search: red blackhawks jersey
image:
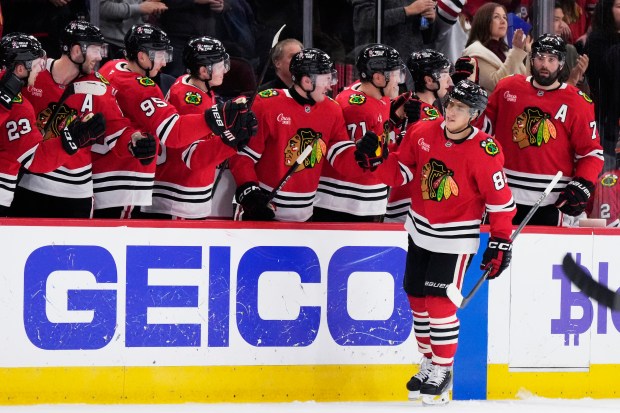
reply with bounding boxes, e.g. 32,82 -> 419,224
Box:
385,100 -> 443,223
587,169 -> 620,227
378,119 -> 516,254
228,88 -> 359,222
21,61 -> 136,199
0,87 -> 72,207
314,83 -> 391,216
141,75 -> 235,218
485,75 -> 604,206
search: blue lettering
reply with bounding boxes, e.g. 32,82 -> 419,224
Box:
208,246 -> 230,347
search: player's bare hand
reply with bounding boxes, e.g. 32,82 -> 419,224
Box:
421,7 -> 436,20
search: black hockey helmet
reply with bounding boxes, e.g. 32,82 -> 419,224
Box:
124,23 -> 172,62
290,48 -> 334,84
448,80 -> 488,113
61,21 -> 106,55
407,49 -> 451,90
0,33 -> 45,69
183,36 -> 230,77
356,43 -> 404,81
531,33 -> 566,62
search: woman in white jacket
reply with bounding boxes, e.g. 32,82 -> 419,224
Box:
461,2 -> 529,93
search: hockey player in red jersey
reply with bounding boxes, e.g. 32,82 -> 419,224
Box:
313,43 -> 406,222
229,48 -> 364,222
385,49 -> 452,223
0,33 -> 104,216
9,22 -> 142,218
587,142 -> 620,227
485,33 -> 604,226
141,36 -> 237,219
357,80 -> 516,405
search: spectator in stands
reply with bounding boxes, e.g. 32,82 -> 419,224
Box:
461,2 -> 529,94
258,38 -> 303,91
551,1 -> 589,90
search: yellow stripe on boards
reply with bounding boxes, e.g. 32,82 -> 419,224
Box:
487,364 -> 620,399
0,364 -> 415,405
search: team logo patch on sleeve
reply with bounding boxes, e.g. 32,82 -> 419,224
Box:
137,77 -> 156,87
601,172 -> 618,187
94,72 -> 110,85
184,91 -> 202,105
578,90 -> 593,103
480,137 -> 499,156
512,107 -> 557,149
284,128 -> 326,171
348,94 -> 366,105
12,94 -> 23,104
258,89 -> 278,98
421,158 -> 458,201
423,106 -> 440,120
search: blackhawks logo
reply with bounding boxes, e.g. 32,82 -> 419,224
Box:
578,90 -> 592,104
421,159 -> 459,202
258,89 -> 278,98
600,172 -> 618,187
512,107 -> 557,149
348,93 -> 366,105
284,128 -> 327,172
423,106 -> 440,120
480,137 -> 499,156
11,93 -> 23,104
37,102 -> 78,141
95,72 -> 110,85
137,77 -> 156,87
184,91 -> 202,105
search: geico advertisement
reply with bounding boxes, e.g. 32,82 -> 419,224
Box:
488,232 -> 620,368
0,226 -> 423,368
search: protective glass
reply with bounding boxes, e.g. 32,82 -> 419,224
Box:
148,47 -> 174,64
25,55 -> 46,72
445,99 -> 472,116
211,58 -> 231,75
85,44 -> 108,59
313,70 -> 338,87
387,67 -> 406,84
532,52 -> 560,65
436,68 -> 451,80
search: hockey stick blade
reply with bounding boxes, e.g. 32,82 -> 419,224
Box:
562,254 -> 620,310
43,80 -> 108,134
446,171 -> 564,308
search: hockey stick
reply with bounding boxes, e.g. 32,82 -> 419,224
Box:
266,139 -> 316,203
446,171 -> 564,309
43,80 -> 107,134
562,254 -> 620,310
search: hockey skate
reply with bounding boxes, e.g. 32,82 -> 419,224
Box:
420,364 -> 452,406
405,357 -> 433,400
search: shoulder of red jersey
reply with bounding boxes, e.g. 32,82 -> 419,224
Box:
471,128 -> 502,158
257,88 -> 282,99
495,73 -> 528,90
562,83 -> 594,105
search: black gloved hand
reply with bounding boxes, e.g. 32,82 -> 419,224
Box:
354,131 -> 386,171
0,71 -> 24,110
128,132 -> 157,165
235,182 -> 275,221
403,98 -> 422,124
480,237 -> 512,279
555,177 -> 594,216
204,98 -> 256,149
389,91 -> 411,126
61,112 -> 106,155
451,56 -> 478,84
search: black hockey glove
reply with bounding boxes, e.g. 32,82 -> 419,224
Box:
555,177 -> 594,216
204,98 -> 257,149
0,71 -> 24,110
480,237 -> 512,279
389,91 -> 411,126
451,56 -> 478,84
128,132 -> 157,165
403,98 -> 422,124
235,182 -> 275,221
61,112 -> 106,155
354,131 -> 387,171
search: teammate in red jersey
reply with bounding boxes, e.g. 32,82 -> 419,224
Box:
9,22 -> 143,219
358,80 -> 516,405
229,48 -> 364,222
484,33 -> 604,226
385,49 -> 452,223
99,24 -> 256,219
140,36 -> 237,219
587,142 -> 620,227
0,33 -> 104,216
313,43 -> 406,222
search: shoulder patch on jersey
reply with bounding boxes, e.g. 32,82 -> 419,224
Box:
94,72 -> 110,85
348,93 -> 366,105
421,158 -> 459,201
601,172 -> 618,187
480,137 -> 500,156
12,93 -> 23,104
137,77 -> 156,87
184,91 -> 202,105
258,89 -> 279,98
423,106 -> 440,120
578,90 -> 593,104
